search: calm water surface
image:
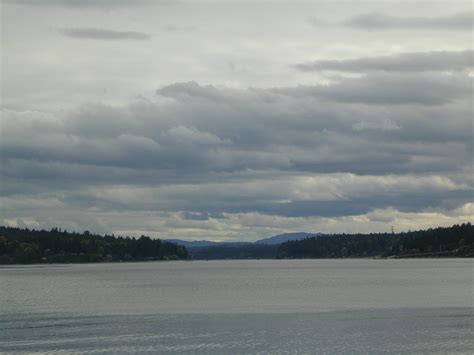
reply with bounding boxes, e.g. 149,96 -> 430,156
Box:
1,259 -> 473,353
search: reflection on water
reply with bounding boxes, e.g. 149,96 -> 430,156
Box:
1,259 -> 473,353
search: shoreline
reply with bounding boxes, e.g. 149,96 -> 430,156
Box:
2,256 -> 473,266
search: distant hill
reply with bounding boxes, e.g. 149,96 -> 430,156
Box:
168,232 -> 321,259
165,239 -> 221,249
168,232 -> 320,249
255,232 -> 321,245
165,240 -> 249,249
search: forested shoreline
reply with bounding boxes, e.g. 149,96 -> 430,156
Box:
276,223 -> 473,259
0,227 -> 188,264
0,223 -> 472,264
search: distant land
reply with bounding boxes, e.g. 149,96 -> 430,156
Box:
166,232 -> 320,249
255,232 -> 321,245
167,232 -> 322,260
277,223 -> 473,259
164,239 -> 245,249
0,227 -> 188,264
0,223 -> 472,264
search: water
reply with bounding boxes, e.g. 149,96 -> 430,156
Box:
1,259 -> 473,353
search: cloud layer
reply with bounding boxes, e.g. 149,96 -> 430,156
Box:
60,28 -> 150,40
4,0 -> 170,8
295,50 -> 473,73
1,56 -> 472,238
344,12 -> 473,30
1,2 -> 472,240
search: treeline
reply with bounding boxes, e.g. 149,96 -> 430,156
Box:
0,226 -> 188,264
277,223 -> 474,259
1,223 -> 471,264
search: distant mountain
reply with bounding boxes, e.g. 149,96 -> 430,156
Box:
165,239 -> 248,249
168,232 -> 321,249
255,232 -> 321,245
165,240 -> 220,249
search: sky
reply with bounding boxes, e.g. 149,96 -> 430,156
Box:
0,0 -> 472,241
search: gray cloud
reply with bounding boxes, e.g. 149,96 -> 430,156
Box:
295,50 -> 473,73
273,73 -> 470,106
162,24 -> 195,32
3,0 -> 174,8
60,28 -> 150,40
1,70 -> 472,228
158,74 -> 470,107
2,73 -> 471,179
2,1 -> 472,238
344,12 -> 473,30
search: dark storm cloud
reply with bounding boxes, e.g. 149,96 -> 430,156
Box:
295,50 -> 473,73
344,12 -> 473,30
60,28 -> 150,40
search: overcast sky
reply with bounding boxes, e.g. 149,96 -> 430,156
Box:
1,0 -> 472,241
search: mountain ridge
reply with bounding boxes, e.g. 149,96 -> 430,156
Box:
167,232 -> 320,249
